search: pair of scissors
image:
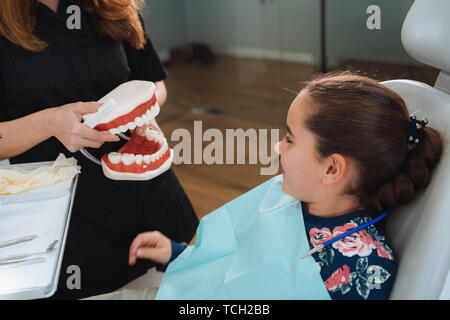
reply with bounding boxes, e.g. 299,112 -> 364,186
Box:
301,210 -> 390,258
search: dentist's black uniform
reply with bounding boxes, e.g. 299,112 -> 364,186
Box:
0,1 -> 199,299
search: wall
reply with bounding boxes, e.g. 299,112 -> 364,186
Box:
183,0 -> 319,64
142,0 -> 189,61
143,0 -> 422,67
326,0 -> 419,66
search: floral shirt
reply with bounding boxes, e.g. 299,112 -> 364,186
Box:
160,208 -> 396,300
304,207 -> 396,300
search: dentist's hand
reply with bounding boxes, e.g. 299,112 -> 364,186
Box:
47,101 -> 119,153
129,231 -> 171,266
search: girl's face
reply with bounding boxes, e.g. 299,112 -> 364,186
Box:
277,91 -> 327,201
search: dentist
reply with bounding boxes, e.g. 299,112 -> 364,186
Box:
0,0 -> 199,299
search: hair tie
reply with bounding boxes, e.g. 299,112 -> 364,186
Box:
408,115 -> 428,145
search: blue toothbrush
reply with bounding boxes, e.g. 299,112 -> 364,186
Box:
301,210 -> 390,258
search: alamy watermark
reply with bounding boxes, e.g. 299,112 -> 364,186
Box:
66,5 -> 81,30
66,265 -> 81,290
170,121 -> 280,176
366,5 -> 381,30
367,265 -> 383,290
65,4 -> 382,32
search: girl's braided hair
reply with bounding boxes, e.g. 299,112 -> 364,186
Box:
302,71 -> 444,216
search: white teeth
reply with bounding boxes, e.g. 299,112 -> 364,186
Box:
127,122 -> 136,130
154,103 -> 160,118
110,103 -> 161,132
142,114 -> 151,125
158,137 -> 167,149
108,152 -> 121,164
135,116 -> 144,127
145,129 -> 157,141
135,154 -> 143,165
107,102 -> 166,166
121,153 -> 134,165
145,129 -> 166,145
161,144 -> 168,155
146,131 -> 168,154
145,105 -> 161,120
109,149 -> 167,166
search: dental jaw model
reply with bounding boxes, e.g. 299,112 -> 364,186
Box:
82,80 -> 173,181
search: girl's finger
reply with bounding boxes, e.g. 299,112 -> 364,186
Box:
129,232 -> 160,257
129,232 -> 160,265
136,247 -> 168,265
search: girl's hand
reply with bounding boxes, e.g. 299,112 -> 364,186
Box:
129,231 -> 172,266
47,101 -> 119,153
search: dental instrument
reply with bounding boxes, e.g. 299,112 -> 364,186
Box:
0,235 -> 38,249
301,210 -> 390,258
0,240 -> 58,263
0,257 -> 46,267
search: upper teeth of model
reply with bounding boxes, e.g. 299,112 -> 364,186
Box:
107,128 -> 168,166
108,103 -> 160,135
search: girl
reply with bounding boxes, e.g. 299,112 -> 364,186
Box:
123,71 -> 444,300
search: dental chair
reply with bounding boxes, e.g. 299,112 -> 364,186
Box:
381,0 -> 450,300
121,0 -> 450,299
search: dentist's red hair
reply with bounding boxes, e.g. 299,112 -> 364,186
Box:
0,0 -> 146,53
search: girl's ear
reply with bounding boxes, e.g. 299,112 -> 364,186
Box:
322,154 -> 347,186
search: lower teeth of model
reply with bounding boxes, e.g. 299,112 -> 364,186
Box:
108,145 -> 167,165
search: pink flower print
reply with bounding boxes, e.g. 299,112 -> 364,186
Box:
309,227 -> 333,248
374,240 -> 394,260
332,224 -> 377,258
324,265 -> 351,292
332,222 -> 358,235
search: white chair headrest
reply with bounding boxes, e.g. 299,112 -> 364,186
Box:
401,0 -> 450,72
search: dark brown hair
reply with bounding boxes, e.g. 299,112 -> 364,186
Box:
302,71 -> 444,216
0,0 -> 146,53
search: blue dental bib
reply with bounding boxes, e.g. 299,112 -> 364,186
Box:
156,175 -> 331,299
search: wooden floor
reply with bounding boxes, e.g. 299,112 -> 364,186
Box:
157,55 -> 439,240
159,56 -> 312,222
161,112 -> 280,219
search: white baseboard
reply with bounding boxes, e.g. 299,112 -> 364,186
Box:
219,46 -> 315,64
